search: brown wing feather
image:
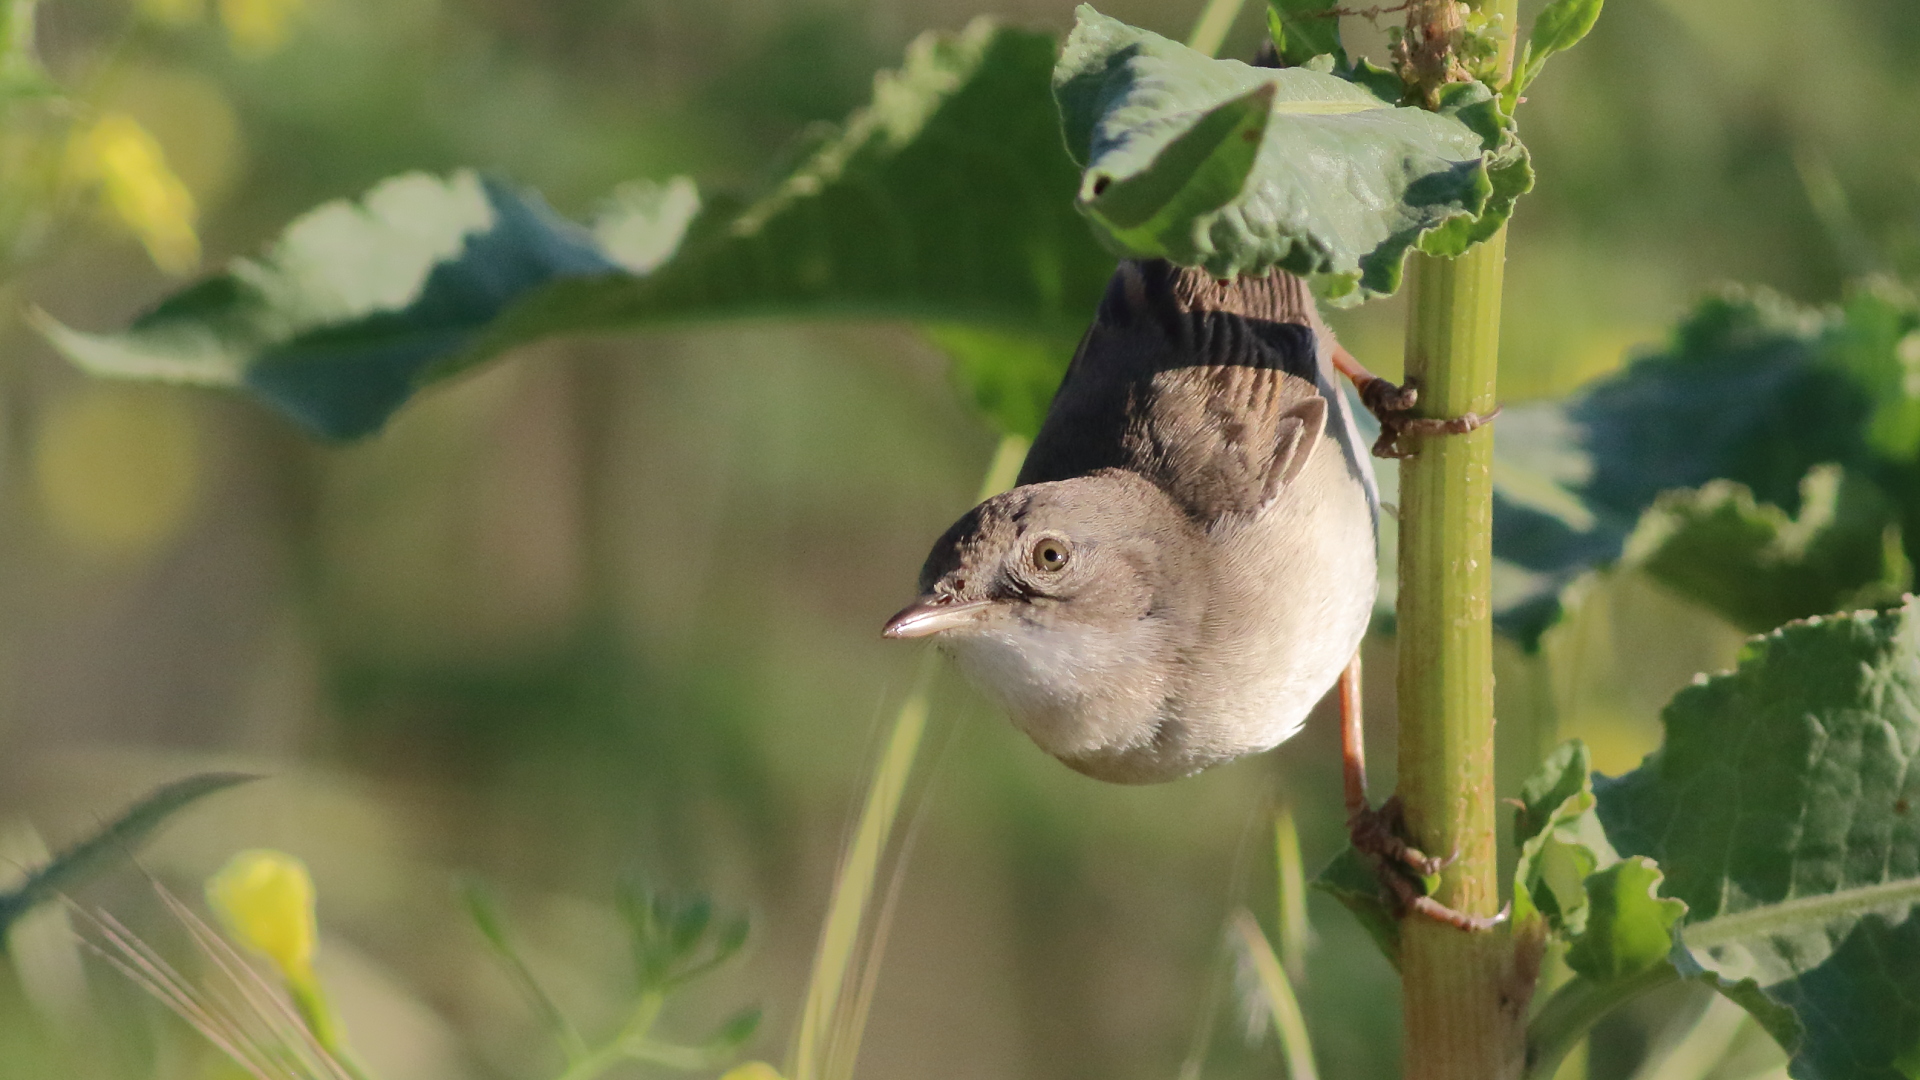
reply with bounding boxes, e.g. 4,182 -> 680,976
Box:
1019,260 -> 1331,524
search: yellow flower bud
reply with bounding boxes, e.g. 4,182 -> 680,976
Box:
64,113 -> 200,275
718,1064 -> 786,1080
205,850 -> 317,982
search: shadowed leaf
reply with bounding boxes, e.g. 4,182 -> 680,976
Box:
1265,0 -> 1344,67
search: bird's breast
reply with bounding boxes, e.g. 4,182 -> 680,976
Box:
940,617 -> 1175,761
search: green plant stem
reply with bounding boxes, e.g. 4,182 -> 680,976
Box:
787,434 -> 1028,1080
1524,965 -> 1679,1080
553,991 -> 666,1080
1395,226 -> 1521,1079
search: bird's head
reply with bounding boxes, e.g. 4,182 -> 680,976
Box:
882,470 -> 1198,644
882,470 -> 1207,774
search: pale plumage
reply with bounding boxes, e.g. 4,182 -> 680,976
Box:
885,259 -> 1379,783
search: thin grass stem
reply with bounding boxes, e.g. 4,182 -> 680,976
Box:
1230,909 -> 1319,1080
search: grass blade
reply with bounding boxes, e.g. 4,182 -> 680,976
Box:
788,435 -> 1025,1080
0,772 -> 257,942
1230,909 -> 1319,1080
1273,802 -> 1312,983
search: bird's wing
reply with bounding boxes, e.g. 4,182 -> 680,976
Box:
1021,260 -> 1372,527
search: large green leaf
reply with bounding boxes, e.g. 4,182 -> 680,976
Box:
1486,283 -> 1918,648
1595,601 -> 1920,1079
0,773 -> 256,944
1625,468 -> 1906,634
40,20 -> 1115,440
1052,6 -> 1525,299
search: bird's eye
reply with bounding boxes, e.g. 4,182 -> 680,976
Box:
1031,538 -> 1071,572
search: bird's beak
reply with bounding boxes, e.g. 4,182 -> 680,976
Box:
882,597 -> 993,639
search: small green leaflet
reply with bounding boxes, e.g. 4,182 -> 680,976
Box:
1511,0 -> 1605,109
1053,6 -> 1526,300
1266,0 -> 1345,68
1512,740 -> 1617,938
1563,859 -> 1686,983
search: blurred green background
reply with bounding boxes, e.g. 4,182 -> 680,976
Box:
0,1 -> 1915,1078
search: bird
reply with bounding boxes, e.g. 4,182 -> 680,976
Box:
883,258 -> 1381,785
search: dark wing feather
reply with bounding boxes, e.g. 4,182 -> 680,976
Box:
1020,260 -> 1356,525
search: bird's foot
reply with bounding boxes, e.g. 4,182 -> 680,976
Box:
1347,796 -> 1508,933
1361,379 -> 1501,460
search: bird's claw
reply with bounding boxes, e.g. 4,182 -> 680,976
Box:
1347,795 -> 1503,934
1359,378 -> 1501,460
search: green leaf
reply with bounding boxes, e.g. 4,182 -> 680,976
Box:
705,1007 -> 763,1052
1310,845 -> 1400,968
1512,741 -> 1619,936
1416,98 -> 1534,258
1265,0 -> 1345,68
1829,280 -> 1920,461
1518,0 -> 1604,96
669,895 -> 714,957
1052,6 -> 1520,299
41,19 -> 1114,440
1078,82 -> 1274,251
921,326 -> 1074,438
1563,859 -> 1687,983
1486,282 -> 1912,649
1516,740 -> 1595,846
1625,467 -> 1906,635
1595,600 -> 1920,1079
0,773 -> 255,943
456,878 -> 586,1059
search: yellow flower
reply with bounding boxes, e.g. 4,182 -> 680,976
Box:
719,1064 -> 786,1080
65,113 -> 200,275
219,0 -> 303,56
205,850 -> 317,983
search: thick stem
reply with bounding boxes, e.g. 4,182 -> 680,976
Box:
1395,227 -> 1526,1078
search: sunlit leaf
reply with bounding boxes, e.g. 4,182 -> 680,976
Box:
1518,0 -> 1604,96
41,20 -> 1114,440
1595,600 -> 1920,1079
1512,741 -> 1617,936
1052,6 -> 1523,299
1563,859 -> 1686,984
1625,468 -> 1906,635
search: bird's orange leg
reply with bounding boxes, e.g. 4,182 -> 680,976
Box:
1339,652 -> 1507,933
1328,342 -> 1500,460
